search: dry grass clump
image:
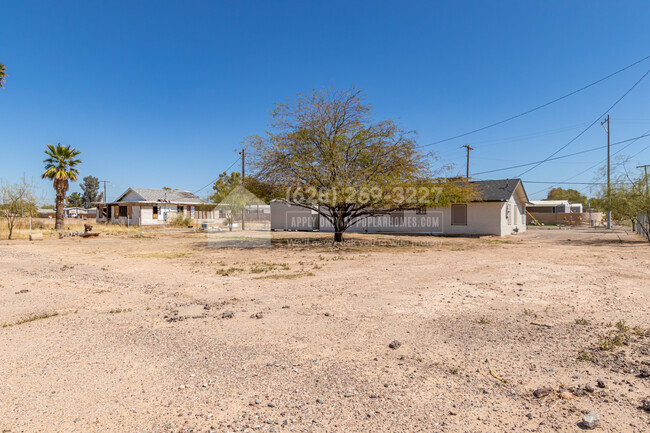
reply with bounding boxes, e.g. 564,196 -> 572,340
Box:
2,312 -> 59,328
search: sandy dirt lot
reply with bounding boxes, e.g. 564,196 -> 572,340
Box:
1,227 -> 649,432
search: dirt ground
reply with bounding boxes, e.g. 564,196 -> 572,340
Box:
1,227 -> 649,432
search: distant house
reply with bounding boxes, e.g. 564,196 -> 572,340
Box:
37,207 -> 96,219
64,207 -> 97,219
37,208 -> 55,218
96,188 -> 217,226
271,179 -> 530,236
527,200 -> 583,213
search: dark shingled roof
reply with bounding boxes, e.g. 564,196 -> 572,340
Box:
470,179 -> 528,202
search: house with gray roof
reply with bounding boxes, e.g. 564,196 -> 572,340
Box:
97,188 -> 218,226
271,179 -> 530,236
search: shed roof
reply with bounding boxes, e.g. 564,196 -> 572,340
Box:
471,179 -> 529,203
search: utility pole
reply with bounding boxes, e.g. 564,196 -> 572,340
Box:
637,164 -> 650,192
100,180 -> 110,204
601,115 -> 611,229
461,145 -> 473,181
240,148 -> 245,231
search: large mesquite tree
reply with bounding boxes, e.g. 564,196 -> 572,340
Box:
248,87 -> 474,242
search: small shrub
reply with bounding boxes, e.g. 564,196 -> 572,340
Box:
575,318 -> 590,326
216,267 -> 243,275
615,320 -> 629,333
577,351 -> 595,362
477,316 -> 491,325
449,367 -> 459,375
170,214 -> 193,227
597,332 -> 628,351
254,272 -> 315,280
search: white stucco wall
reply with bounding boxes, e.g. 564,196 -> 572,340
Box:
270,201 -> 317,231
272,201 -> 516,236
499,194 -> 527,235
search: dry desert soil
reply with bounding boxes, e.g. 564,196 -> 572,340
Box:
1,227 -> 649,432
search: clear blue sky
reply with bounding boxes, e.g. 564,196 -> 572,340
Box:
1,1 -> 649,203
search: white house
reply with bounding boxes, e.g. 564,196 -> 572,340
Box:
271,179 -> 530,236
96,188 -> 218,226
527,200 -> 583,213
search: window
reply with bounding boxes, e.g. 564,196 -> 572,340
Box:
177,206 -> 184,212
152,206 -> 158,220
451,204 -> 467,225
119,206 -> 128,218
506,204 -> 512,225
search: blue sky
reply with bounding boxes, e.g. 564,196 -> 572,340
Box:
1,1 -> 649,203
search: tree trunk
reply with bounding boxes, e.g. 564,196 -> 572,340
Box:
333,215 -> 345,243
6,218 -> 13,240
55,194 -> 65,230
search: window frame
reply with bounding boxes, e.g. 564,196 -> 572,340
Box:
451,204 -> 468,226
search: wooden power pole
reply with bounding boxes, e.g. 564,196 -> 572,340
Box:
100,180 -> 110,203
462,145 -> 473,181
638,164 -> 650,192
241,148 -> 245,231
601,115 -> 611,229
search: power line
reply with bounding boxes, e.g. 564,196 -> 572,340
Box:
523,180 -> 609,185
469,132 -> 650,176
192,156 -> 242,194
516,67 -> 650,177
422,55 -> 650,148
528,127 -> 650,196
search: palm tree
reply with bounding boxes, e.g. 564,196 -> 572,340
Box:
0,63 -> 6,88
42,144 -> 82,230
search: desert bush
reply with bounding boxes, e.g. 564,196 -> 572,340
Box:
170,213 -> 193,227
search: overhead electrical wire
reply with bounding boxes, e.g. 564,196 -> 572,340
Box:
516,67 -> 650,177
528,127 -> 650,196
422,55 -> 650,148
469,132 -> 650,176
192,156 -> 242,194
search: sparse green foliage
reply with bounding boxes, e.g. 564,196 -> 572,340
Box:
575,318 -> 590,326
477,316 -> 491,324
171,213 -> 193,227
209,171 -> 242,204
577,351 -> 595,362
216,267 -> 244,275
615,320 -> 629,333
254,271 -> 315,280
546,188 -> 587,206
2,312 -> 59,328
0,178 -> 38,239
597,332 -> 629,351
595,168 -> 650,239
80,176 -> 101,208
67,192 -> 83,207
